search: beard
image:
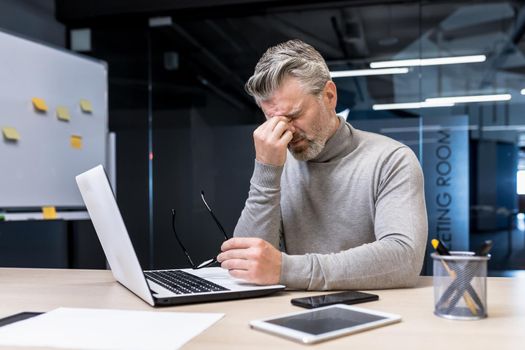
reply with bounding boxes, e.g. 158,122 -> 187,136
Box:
288,112 -> 334,161
288,131 -> 326,161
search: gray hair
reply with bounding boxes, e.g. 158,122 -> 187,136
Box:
245,39 -> 331,103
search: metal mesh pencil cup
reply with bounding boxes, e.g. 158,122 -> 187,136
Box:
432,252 -> 490,320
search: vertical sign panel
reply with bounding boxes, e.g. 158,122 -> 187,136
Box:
423,115 -> 469,257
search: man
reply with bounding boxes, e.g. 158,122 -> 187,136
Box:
217,39 -> 428,290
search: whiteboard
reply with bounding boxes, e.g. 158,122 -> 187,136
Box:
0,29 -> 107,209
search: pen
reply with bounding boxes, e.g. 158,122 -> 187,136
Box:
431,239 -> 455,278
431,238 -> 450,256
431,239 -> 479,315
475,240 -> 493,257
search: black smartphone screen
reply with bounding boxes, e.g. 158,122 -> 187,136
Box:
291,291 -> 379,309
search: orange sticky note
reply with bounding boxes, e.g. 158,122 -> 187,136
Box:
42,206 -> 57,219
70,135 -> 82,149
2,127 -> 20,141
79,99 -> 93,113
32,97 -> 48,112
56,106 -> 71,121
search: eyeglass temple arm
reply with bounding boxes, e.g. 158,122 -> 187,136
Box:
201,191 -> 229,240
171,209 -> 196,268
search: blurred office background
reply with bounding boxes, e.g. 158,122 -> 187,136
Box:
1,0 -> 525,277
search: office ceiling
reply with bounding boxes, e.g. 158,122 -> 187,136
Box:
55,1 -> 525,116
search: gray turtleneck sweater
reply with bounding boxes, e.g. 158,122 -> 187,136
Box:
234,116 -> 428,290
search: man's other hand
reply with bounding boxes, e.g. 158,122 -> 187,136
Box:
217,237 -> 282,285
253,116 -> 294,166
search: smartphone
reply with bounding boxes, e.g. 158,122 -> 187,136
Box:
290,291 -> 379,309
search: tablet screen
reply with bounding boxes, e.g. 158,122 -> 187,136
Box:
266,306 -> 387,335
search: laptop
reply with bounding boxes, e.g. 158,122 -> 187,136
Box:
76,165 -> 285,307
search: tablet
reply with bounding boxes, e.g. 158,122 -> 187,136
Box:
249,304 -> 401,344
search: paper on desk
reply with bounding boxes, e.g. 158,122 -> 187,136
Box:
0,307 -> 223,350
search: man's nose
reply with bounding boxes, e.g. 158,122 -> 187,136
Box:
288,121 -> 297,133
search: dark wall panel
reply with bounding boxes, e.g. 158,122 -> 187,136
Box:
116,129 -> 150,268
0,221 -> 68,268
0,0 -> 64,47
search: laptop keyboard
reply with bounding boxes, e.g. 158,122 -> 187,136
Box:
145,270 -> 229,294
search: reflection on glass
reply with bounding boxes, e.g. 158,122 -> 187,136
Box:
140,0 -> 525,275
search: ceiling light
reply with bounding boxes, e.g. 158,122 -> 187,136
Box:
520,89 -> 525,95
372,101 -> 454,110
370,55 -> 486,68
330,67 -> 409,78
425,94 -> 511,104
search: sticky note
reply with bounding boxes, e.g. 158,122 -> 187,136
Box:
2,127 -> 20,141
32,97 -> 48,112
70,135 -> 82,149
56,106 -> 71,121
42,206 -> 57,220
79,99 -> 93,113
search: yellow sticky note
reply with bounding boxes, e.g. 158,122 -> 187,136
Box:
32,97 -> 48,112
70,135 -> 82,149
79,99 -> 93,113
56,106 -> 71,121
2,127 -> 20,141
42,206 -> 57,220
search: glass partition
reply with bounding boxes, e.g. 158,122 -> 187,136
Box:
143,0 -> 525,275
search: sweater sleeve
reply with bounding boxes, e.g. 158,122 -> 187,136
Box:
233,160 -> 283,248
280,148 -> 428,290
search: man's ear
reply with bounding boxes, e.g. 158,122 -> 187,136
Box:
323,80 -> 337,109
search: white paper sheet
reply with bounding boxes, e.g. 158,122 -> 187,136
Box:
0,307 -> 224,350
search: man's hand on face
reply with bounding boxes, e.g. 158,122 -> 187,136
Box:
253,116 -> 294,166
217,237 -> 282,285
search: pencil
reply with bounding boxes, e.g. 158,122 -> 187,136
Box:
431,239 -> 478,315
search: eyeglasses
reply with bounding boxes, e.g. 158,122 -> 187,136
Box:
171,191 -> 229,269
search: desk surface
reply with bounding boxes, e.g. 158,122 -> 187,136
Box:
0,268 -> 524,349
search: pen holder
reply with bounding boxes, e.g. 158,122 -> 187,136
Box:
432,252 -> 490,320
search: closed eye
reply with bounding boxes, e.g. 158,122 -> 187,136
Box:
286,110 -> 301,119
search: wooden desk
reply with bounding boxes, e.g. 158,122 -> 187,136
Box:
0,268 -> 524,349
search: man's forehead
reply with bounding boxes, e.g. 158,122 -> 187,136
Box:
259,77 -> 309,114
261,100 -> 302,117
261,103 -> 301,117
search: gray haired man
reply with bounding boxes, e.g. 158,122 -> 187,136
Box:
217,39 -> 428,290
